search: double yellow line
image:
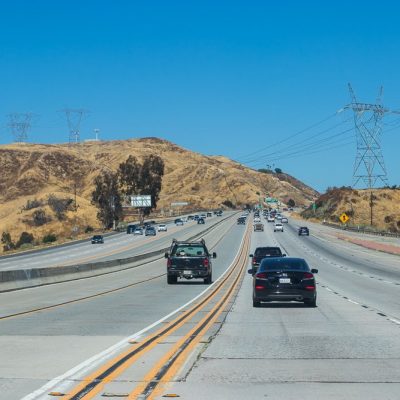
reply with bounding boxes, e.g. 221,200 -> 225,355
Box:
61,224 -> 251,400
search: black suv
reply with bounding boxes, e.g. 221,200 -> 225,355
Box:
249,246 -> 285,274
165,239 -> 216,284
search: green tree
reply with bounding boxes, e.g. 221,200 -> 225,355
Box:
288,199 -> 296,207
118,155 -> 141,196
118,154 -> 165,217
275,167 -> 282,174
92,171 -> 122,229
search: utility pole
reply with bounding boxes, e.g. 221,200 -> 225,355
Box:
62,108 -> 88,144
345,84 -> 399,226
7,113 -> 33,142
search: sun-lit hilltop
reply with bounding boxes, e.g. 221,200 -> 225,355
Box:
0,137 -> 318,249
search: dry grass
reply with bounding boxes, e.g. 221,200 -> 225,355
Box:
0,138 -> 317,252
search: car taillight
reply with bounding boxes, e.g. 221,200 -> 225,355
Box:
255,272 -> 267,279
252,257 -> 257,265
303,272 -> 314,279
203,258 -> 209,268
167,259 -> 172,268
255,285 -> 264,290
305,285 -> 315,291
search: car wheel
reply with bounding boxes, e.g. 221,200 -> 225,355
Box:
304,297 -> 317,307
204,274 -> 212,284
167,275 -> 177,284
253,299 -> 261,308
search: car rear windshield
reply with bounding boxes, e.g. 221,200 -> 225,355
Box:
93,235 -> 102,239
172,245 -> 207,257
254,247 -> 282,256
260,258 -> 309,271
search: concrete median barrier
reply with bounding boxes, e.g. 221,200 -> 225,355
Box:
0,213 -> 236,292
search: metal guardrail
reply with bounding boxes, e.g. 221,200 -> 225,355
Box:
322,222 -> 400,238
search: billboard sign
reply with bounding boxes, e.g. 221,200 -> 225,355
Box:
131,195 -> 152,208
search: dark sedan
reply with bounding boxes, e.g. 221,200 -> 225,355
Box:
145,226 -> 156,236
249,257 -> 318,307
298,226 -> 310,236
91,235 -> 104,244
197,218 -> 205,224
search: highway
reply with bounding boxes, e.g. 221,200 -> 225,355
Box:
0,212 -> 399,399
0,214 -> 230,271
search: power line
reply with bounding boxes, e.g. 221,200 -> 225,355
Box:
241,118 -> 353,164
235,112 -> 340,161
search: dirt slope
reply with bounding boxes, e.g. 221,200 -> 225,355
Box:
0,138 -> 318,250
301,187 -> 400,232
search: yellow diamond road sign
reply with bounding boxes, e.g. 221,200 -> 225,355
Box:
339,213 -> 349,224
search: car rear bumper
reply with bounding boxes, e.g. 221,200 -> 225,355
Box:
254,288 -> 316,302
168,269 -> 210,279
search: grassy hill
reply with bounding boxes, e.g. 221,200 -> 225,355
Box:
0,137 -> 318,251
301,186 -> 400,232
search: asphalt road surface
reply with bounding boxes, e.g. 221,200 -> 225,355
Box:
0,214 -> 399,399
0,214 -> 232,271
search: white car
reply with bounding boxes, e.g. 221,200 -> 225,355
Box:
158,224 -> 167,232
281,217 -> 288,223
267,215 -> 275,223
254,217 -> 261,223
274,223 -> 284,232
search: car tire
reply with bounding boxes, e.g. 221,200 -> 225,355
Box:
253,299 -> 261,308
204,274 -> 212,284
167,275 -> 177,284
304,297 -> 317,307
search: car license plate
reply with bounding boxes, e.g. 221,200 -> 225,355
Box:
279,278 -> 291,284
184,270 -> 192,275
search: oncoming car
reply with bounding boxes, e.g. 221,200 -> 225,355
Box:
91,235 -> 104,244
249,257 -> 318,307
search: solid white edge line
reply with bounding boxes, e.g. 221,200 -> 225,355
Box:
21,220 -> 248,400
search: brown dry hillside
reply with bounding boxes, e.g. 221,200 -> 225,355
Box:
301,187 -> 400,232
0,138 -> 317,250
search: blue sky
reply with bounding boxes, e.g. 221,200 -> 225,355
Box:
1,1 -> 400,192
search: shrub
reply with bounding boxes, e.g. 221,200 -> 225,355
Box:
85,225 -> 94,233
222,200 -> 234,208
1,231 -> 16,251
32,209 -> 50,226
48,195 -> 74,220
23,199 -> 43,210
288,199 -> 296,207
384,215 -> 394,223
42,233 -> 57,243
16,232 -> 34,248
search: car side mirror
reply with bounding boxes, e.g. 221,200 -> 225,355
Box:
247,269 -> 254,275
282,254 -> 286,257
164,252 -> 169,259
249,254 -> 253,258
212,252 -> 217,259
311,268 -> 318,274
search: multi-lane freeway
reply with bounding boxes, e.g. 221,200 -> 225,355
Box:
0,212 -> 399,400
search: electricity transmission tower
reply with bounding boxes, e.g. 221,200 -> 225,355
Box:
345,83 -> 399,225
7,113 -> 33,142
62,108 -> 88,143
